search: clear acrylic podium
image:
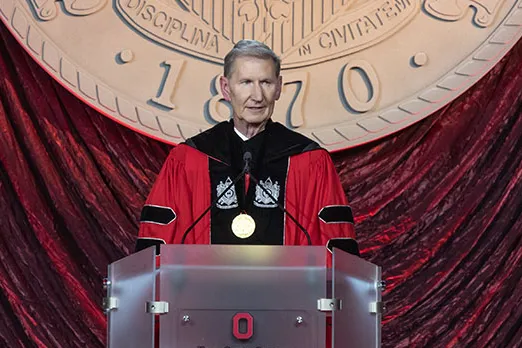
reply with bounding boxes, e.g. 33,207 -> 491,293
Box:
105,245 -> 382,348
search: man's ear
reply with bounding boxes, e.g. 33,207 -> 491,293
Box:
275,75 -> 283,100
220,75 -> 231,101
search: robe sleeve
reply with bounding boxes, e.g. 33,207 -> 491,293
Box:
136,145 -> 211,250
286,149 -> 356,247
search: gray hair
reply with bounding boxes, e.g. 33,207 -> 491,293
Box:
223,40 -> 281,78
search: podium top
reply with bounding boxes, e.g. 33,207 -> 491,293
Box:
158,244 -> 327,268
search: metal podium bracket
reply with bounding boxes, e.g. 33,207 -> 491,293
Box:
369,302 -> 385,314
102,278 -> 118,313
146,301 -> 169,314
103,297 -> 118,313
317,298 -> 342,312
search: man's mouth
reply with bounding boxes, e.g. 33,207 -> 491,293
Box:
247,106 -> 265,111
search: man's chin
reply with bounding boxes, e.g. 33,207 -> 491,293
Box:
239,116 -> 271,126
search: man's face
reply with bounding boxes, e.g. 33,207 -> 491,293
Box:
220,56 -> 282,131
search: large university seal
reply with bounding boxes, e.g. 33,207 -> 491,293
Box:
0,0 -> 521,150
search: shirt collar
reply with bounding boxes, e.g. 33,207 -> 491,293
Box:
234,127 -> 249,141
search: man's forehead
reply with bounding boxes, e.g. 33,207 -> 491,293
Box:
228,56 -> 278,78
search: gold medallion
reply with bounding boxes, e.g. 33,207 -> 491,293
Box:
231,214 -> 256,239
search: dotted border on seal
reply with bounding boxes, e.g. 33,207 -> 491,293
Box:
0,0 -> 204,143
0,0 -> 521,151
310,2 -> 522,151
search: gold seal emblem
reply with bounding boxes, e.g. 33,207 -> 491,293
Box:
231,214 -> 256,239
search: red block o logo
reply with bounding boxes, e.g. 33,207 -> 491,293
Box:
232,313 -> 254,340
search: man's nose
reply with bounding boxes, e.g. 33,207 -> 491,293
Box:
250,82 -> 263,101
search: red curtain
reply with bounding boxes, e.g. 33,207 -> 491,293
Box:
1,21 -> 521,347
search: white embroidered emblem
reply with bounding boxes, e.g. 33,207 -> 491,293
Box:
254,177 -> 280,208
216,177 -> 238,209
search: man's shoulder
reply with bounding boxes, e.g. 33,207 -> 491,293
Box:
268,122 -> 316,146
265,122 -> 323,160
182,122 -> 231,162
184,122 -> 230,150
166,143 -> 209,163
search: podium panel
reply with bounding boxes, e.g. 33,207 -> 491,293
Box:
332,248 -> 382,348
107,247 -> 156,348
159,245 -> 327,348
105,244 -> 382,347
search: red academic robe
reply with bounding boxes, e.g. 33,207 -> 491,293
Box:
137,141 -> 355,245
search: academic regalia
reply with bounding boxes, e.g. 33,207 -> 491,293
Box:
137,120 -> 355,248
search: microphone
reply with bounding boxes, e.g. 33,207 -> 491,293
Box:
243,151 -> 252,173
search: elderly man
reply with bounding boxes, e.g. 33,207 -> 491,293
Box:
137,40 -> 355,249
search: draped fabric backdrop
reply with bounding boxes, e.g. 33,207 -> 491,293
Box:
0,21 -> 521,347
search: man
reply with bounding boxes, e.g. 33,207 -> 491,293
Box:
137,40 -> 355,250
